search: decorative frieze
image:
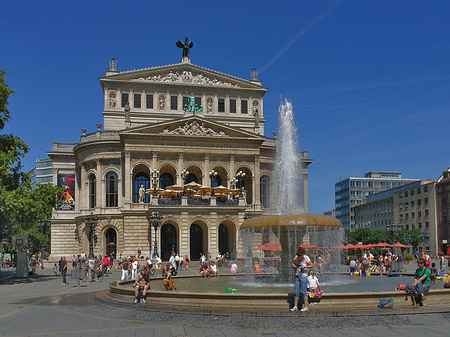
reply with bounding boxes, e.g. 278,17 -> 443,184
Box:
135,71 -> 239,88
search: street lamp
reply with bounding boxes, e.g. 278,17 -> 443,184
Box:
85,213 -> 98,257
147,211 -> 163,258
419,231 -> 430,254
151,169 -> 160,197
209,169 -> 218,197
180,169 -> 189,195
236,171 -> 246,198
37,219 -> 51,260
230,177 -> 238,190
386,223 -> 402,272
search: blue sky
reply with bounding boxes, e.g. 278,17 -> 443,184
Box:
2,1 -> 450,214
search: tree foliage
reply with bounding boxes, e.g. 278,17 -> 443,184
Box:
0,69 -> 62,253
348,227 -> 424,250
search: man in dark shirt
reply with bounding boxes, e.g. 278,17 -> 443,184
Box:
134,267 -> 150,304
61,256 -> 68,285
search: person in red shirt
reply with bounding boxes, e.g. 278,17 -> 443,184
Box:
199,263 -> 209,278
102,256 -> 109,274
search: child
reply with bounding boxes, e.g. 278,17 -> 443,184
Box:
53,263 -> 58,276
430,262 -> 438,285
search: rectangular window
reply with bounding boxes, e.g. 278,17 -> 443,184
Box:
218,98 -> 225,112
134,94 -> 141,108
418,211 -> 422,217
418,199 -> 421,206
400,214 -> 403,220
405,191 -> 408,197
405,202 -> 409,208
230,99 -> 236,113
183,96 -> 188,109
425,198 -> 428,205
410,189 -> 414,196
121,93 -> 129,107
411,200 -> 415,208
419,222 -> 422,229
411,223 -> 415,229
241,99 -> 248,114
170,96 -> 178,110
406,224 -> 409,230
424,186 -> 428,193
417,187 -> 421,194
406,214 -> 409,219
146,94 -> 153,109
411,212 -> 415,218
425,209 -> 429,216
195,97 -> 202,107
399,203 -> 403,209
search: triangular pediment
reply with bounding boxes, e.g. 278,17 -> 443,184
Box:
120,116 -> 265,140
101,63 -> 266,91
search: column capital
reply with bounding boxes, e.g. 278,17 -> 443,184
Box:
124,150 -> 132,157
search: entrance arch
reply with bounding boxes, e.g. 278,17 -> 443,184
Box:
190,221 -> 208,260
105,228 -> 117,258
160,223 -> 178,261
218,220 -> 237,259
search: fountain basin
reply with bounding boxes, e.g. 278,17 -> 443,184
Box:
108,274 -> 450,316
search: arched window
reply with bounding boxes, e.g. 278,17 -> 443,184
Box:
106,172 -> 118,207
159,172 -> 174,189
212,175 -> 222,188
88,174 -> 96,208
134,172 -> 150,203
260,175 -> 270,208
186,173 -> 198,184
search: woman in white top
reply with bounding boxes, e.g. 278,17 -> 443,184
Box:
307,270 -> 321,292
290,245 -> 313,312
210,261 -> 219,278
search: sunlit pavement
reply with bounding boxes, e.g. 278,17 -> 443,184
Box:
1,264 -> 450,337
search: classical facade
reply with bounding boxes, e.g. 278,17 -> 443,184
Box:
436,167 -> 450,254
48,53 -> 312,261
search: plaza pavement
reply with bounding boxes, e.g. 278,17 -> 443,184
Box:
1,262 -> 450,337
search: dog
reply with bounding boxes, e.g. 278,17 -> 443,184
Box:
163,278 -> 177,290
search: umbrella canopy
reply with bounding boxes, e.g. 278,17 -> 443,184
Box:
145,188 -> 164,195
393,242 -> 408,248
198,186 -> 212,195
447,247 -> 450,255
166,185 -> 184,192
214,185 -> 230,194
256,243 -> 282,251
185,181 -> 202,190
161,190 -> 178,198
373,242 -> 393,248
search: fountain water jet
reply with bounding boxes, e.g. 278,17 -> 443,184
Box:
241,99 -> 344,279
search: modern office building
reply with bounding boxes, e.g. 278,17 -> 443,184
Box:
28,158 -> 53,188
47,46 -> 312,261
354,180 -> 437,255
335,171 -> 418,231
436,167 -> 450,255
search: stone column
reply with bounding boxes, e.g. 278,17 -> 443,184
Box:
303,172 -> 309,213
229,154 -> 235,188
97,159 -> 104,209
203,153 -> 210,186
254,155 -> 261,210
124,150 -> 131,204
82,162 -> 88,210
152,151 -> 158,171
177,152 -> 184,185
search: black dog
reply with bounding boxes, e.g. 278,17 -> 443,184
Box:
404,284 -> 423,306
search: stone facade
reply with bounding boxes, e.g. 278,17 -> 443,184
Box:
48,56 -> 312,261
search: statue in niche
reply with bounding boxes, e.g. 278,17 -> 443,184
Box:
138,184 -> 145,203
109,92 -> 116,109
207,98 -> 213,113
159,95 -> 165,110
254,108 -> 260,128
124,102 -> 130,122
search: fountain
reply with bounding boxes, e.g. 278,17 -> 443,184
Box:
240,99 -> 344,279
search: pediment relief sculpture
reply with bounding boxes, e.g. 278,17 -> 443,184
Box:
162,121 -> 228,137
136,70 -> 239,88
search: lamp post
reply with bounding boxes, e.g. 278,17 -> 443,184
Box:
37,219 -> 51,260
151,169 -> 160,197
209,169 -> 218,197
419,231 -> 430,254
85,213 -> 98,257
230,177 -> 238,190
1,225 -> 9,268
180,169 -> 189,195
386,224 -> 402,272
236,171 -> 246,198
147,211 -> 163,258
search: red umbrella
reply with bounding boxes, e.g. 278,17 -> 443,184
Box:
394,243 -> 408,248
373,242 -> 392,247
343,244 -> 357,249
256,243 -> 282,251
447,247 -> 450,255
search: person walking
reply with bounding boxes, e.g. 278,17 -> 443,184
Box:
290,246 -> 313,312
132,257 -> 139,279
61,256 -> 68,285
121,258 -> 129,281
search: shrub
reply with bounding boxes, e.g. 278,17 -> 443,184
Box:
405,254 -> 414,261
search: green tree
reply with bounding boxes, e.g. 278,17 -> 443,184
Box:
0,69 -> 61,254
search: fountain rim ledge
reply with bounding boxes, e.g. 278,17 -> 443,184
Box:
240,214 -> 343,229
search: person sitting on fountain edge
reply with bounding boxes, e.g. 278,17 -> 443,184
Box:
413,259 -> 430,306
134,266 -> 150,304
